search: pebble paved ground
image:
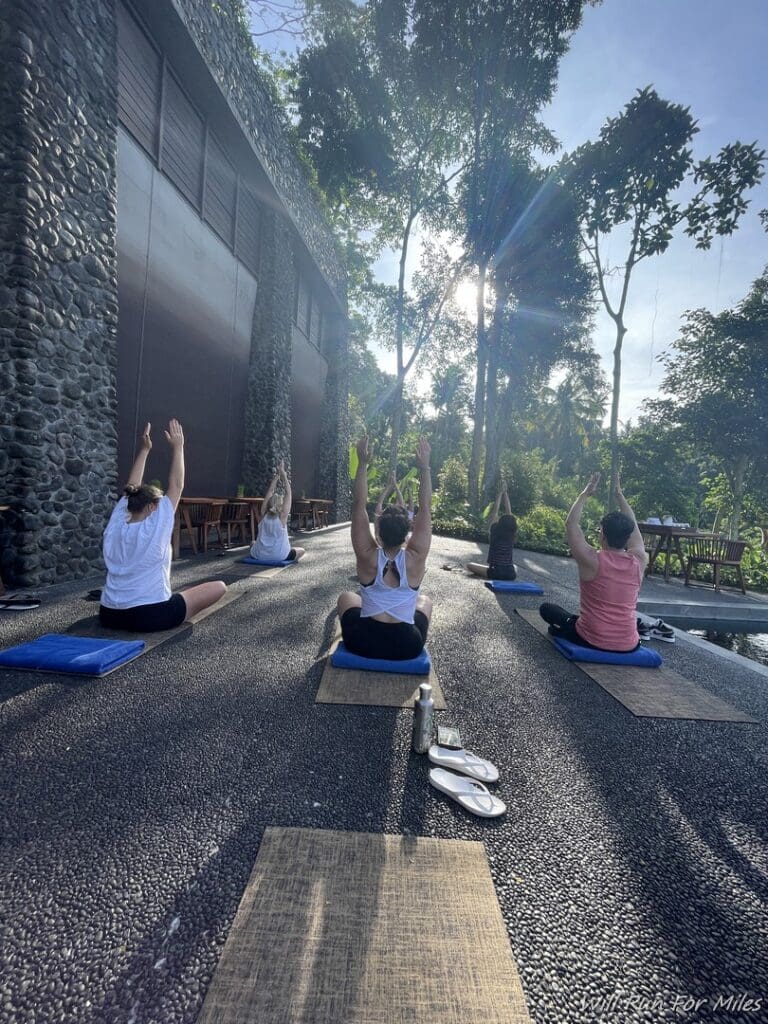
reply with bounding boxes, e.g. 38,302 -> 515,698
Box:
1,530 -> 766,1024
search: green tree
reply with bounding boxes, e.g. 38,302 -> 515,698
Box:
653,268 -> 768,537
538,376 -> 606,475
560,86 -> 765,501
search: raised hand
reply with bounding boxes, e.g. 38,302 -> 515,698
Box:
164,419 -> 184,448
582,472 -> 600,497
415,437 -> 431,469
141,422 -> 152,452
278,458 -> 287,478
356,436 -> 372,465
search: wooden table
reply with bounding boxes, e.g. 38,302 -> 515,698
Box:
308,497 -> 333,528
233,497 -> 263,545
639,523 -> 708,582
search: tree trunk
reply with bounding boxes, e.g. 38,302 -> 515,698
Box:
481,287 -> 507,501
729,455 -> 748,538
608,320 -> 626,508
389,214 -> 415,473
468,261 -> 488,511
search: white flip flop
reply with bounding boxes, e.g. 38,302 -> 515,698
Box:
427,744 -> 499,783
429,768 -> 506,818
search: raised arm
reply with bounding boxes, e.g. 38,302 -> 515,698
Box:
375,473 -> 396,518
351,436 -> 377,564
488,480 -> 504,528
126,422 -> 152,488
407,438 -> 432,558
501,482 -> 513,517
615,478 -> 649,566
164,419 -> 185,511
259,468 -> 279,522
566,473 -> 600,578
278,460 -> 291,525
393,479 -> 406,509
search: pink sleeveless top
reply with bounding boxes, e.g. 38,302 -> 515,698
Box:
577,549 -> 643,651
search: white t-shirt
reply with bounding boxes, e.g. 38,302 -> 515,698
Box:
250,513 -> 290,562
101,496 -> 175,609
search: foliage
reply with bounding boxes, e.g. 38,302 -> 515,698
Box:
515,506 -> 570,555
560,86 -> 766,498
615,416 -> 703,524
496,451 -> 542,518
651,266 -> 768,536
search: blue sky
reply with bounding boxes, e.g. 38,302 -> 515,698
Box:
370,0 -> 768,421
255,0 -> 767,422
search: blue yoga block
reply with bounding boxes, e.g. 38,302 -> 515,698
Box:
237,556 -> 294,567
485,580 -> 544,594
553,637 -> 662,667
0,633 -> 145,675
331,642 -> 432,675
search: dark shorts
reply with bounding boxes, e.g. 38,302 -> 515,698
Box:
340,607 -> 429,661
539,602 -> 639,654
488,563 -> 517,581
99,593 -> 186,633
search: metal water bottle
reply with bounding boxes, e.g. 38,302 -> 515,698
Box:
412,682 -> 434,754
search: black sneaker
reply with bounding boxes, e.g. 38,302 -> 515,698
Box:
649,618 -> 675,643
637,619 -> 652,642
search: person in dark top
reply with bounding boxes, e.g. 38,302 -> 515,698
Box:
466,479 -> 517,580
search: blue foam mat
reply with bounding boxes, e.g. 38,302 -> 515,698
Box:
485,580 -> 544,594
0,633 -> 146,675
237,556 -> 295,567
553,637 -> 662,667
330,642 -> 431,675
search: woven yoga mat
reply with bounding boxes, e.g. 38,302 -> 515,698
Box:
196,827 -> 532,1024
517,609 -> 757,723
317,632 -> 446,709
67,587 -> 244,654
222,561 -> 290,581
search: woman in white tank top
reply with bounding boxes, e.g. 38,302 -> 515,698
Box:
250,460 -> 306,564
337,437 -> 433,660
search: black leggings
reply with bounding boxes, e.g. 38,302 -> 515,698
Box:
341,607 -> 429,660
539,602 -> 639,653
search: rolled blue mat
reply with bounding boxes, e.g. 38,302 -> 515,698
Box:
331,642 -> 431,675
0,633 -> 145,675
553,637 -> 662,667
237,556 -> 295,567
484,580 -> 544,594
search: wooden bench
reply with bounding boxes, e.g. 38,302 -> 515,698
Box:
683,536 -> 748,594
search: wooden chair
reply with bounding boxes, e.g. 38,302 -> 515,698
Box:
291,499 -> 315,531
683,536 -> 748,594
220,501 -> 250,547
179,500 -> 226,554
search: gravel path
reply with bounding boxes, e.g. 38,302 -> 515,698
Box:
1,531 -> 766,1024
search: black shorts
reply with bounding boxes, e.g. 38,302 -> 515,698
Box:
340,607 -> 429,661
99,593 -> 186,633
488,563 -> 516,581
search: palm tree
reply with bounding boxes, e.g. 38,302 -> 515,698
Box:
538,377 -> 606,474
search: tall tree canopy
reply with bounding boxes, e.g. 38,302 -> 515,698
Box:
652,267 -> 768,537
560,87 -> 765,501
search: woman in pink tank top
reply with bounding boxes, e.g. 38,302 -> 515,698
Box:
539,474 -> 648,653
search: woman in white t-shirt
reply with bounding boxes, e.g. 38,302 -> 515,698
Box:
250,460 -> 305,564
99,420 -> 226,632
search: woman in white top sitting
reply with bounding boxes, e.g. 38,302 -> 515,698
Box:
99,420 -> 226,632
250,460 -> 305,564
336,436 -> 433,660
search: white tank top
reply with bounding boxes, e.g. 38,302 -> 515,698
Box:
360,548 -> 418,623
251,514 -> 290,562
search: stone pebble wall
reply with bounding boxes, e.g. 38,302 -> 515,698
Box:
0,0 -> 119,587
172,0 -> 347,307
241,210 -> 294,493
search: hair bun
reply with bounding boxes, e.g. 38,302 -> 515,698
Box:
124,484 -> 139,495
